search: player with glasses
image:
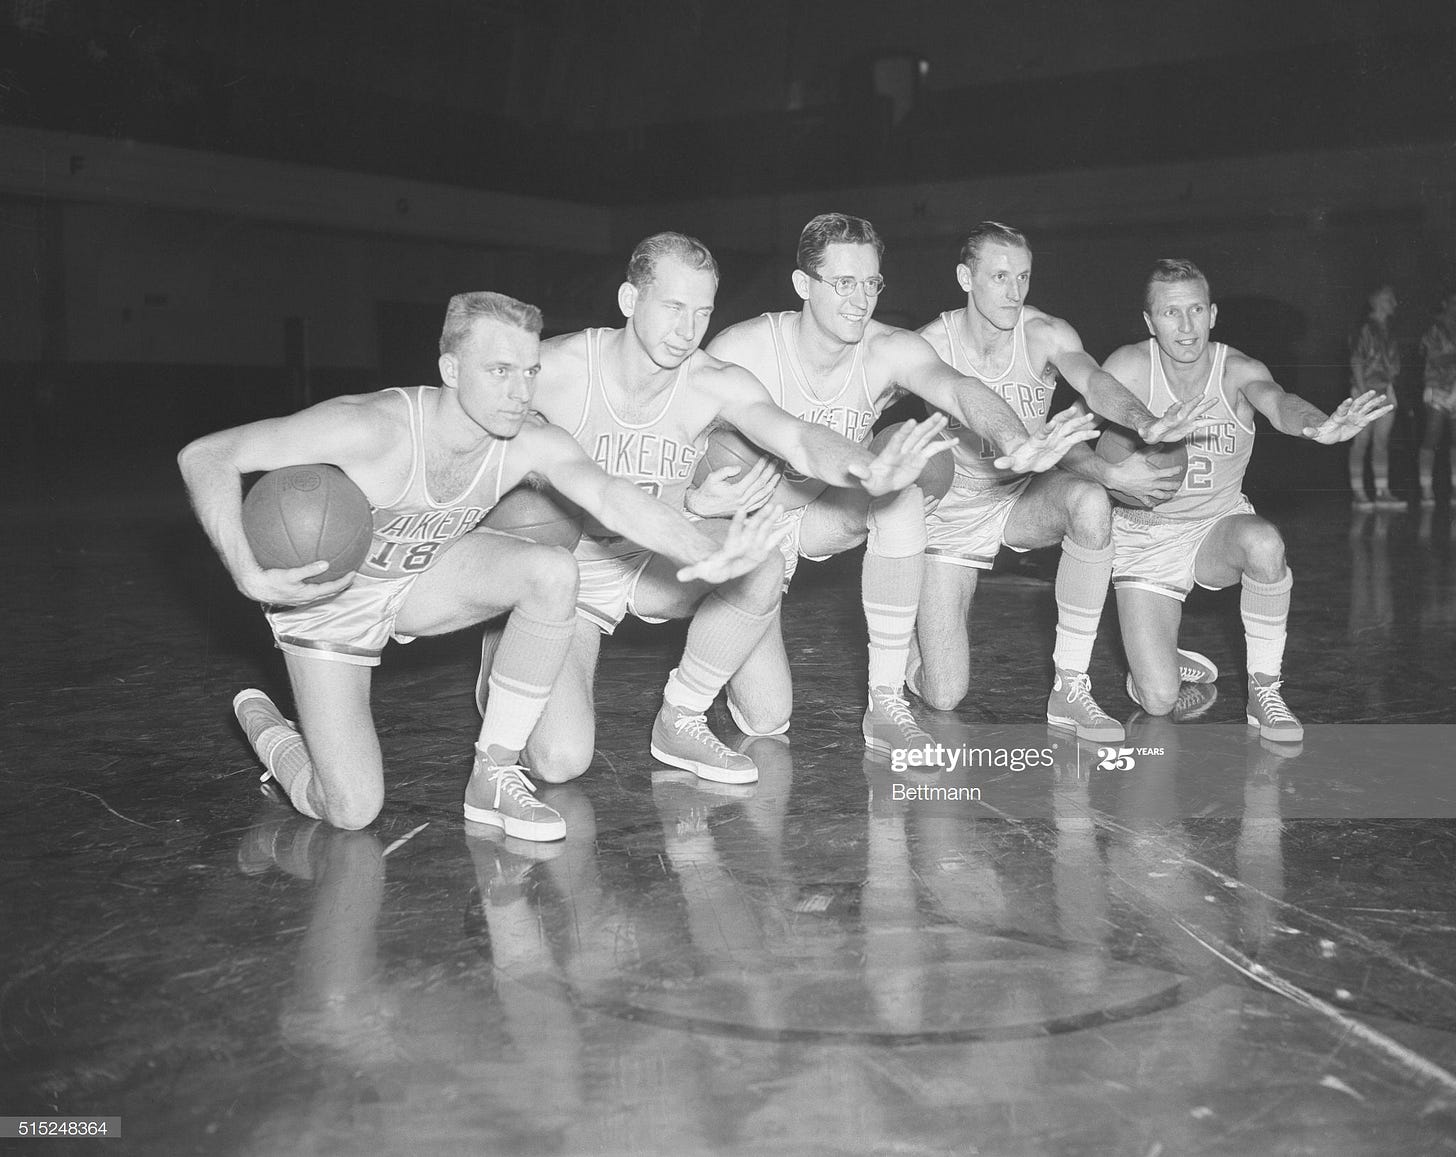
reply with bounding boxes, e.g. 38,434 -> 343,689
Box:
697,212 -> 1098,752
803,271 -> 887,298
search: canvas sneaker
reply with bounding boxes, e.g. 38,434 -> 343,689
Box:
1047,669 -> 1124,743
463,758 -> 566,842
1246,672 -> 1304,743
863,685 -> 935,758
651,703 -> 759,785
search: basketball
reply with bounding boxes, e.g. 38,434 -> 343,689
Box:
1094,426 -> 1189,509
692,427 -> 812,510
483,484 -> 584,550
692,428 -> 776,486
869,420 -> 955,504
241,464 -> 374,582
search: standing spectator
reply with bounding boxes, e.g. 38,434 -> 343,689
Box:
1346,285 -> 1403,509
1418,290 -> 1456,505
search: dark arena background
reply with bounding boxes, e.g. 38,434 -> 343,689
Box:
3,3 -> 1456,1154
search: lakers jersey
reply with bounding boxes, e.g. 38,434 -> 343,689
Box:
935,310 -> 1056,489
359,386 -> 512,579
1142,341 -> 1254,520
571,327 -> 702,540
763,311 -> 880,508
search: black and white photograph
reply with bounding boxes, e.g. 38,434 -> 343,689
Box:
4,3 -> 1456,1153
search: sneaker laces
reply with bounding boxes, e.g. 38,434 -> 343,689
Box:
1062,672 -> 1114,721
1174,684 -> 1202,713
674,712 -> 737,760
1252,679 -> 1297,724
487,764 -> 546,814
1177,661 -> 1205,682
873,688 -> 922,734
1173,683 -> 1211,716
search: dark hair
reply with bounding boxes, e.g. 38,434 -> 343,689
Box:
797,213 -> 884,275
439,291 -> 543,355
958,221 -> 1030,269
625,232 -> 719,289
1143,258 -> 1210,313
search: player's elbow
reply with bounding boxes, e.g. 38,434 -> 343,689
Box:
176,437 -> 205,476
177,431 -> 230,481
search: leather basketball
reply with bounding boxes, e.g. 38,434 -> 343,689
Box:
241,464 -> 374,583
1094,427 -> 1189,509
483,484 -> 585,550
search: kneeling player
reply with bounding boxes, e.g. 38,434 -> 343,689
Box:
1098,260 -> 1390,740
913,222 -> 1209,741
179,291 -> 777,838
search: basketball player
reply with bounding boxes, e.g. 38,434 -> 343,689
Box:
703,213 -> 1102,750
496,231 -> 955,787
1099,260 -> 1391,740
912,221 -> 1212,739
179,292 -> 780,839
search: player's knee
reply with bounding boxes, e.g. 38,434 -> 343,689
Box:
529,735 -> 593,783
1065,479 -> 1112,542
532,760 -> 589,786
1137,677 -> 1180,717
919,664 -> 968,711
323,783 -> 384,831
922,683 -> 965,712
732,550 -> 789,610
741,701 -> 792,735
1241,524 -> 1286,579
525,544 -> 579,614
867,487 -> 928,557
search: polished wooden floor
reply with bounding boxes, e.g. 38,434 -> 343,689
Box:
5,466 -> 1456,1156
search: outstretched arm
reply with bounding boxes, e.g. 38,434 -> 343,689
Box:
890,329 -> 1098,470
891,331 -> 1031,450
715,363 -> 949,496
1051,336 -> 1214,444
528,426 -> 783,583
1243,369 -> 1393,443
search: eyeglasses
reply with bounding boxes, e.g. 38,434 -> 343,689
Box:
802,269 -> 886,298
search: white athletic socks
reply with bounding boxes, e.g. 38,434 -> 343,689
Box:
256,725 -> 322,820
863,551 -> 922,691
234,692 -> 322,819
1242,569 -> 1292,678
479,608 -> 577,762
665,593 -> 779,713
1051,536 -> 1113,674
863,487 -> 927,692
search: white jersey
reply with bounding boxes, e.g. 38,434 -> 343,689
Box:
570,327 -> 703,540
361,386 -> 511,580
761,311 -> 879,508
934,310 -> 1056,489
1140,340 -> 1254,521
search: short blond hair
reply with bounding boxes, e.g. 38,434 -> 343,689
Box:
440,292 -> 543,355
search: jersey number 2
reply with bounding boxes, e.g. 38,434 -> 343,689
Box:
1185,453 -> 1213,490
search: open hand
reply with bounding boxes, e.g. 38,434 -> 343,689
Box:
1137,395 -> 1218,445
1303,389 -> 1395,443
676,504 -> 789,584
847,414 -> 954,496
993,408 -> 1099,473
